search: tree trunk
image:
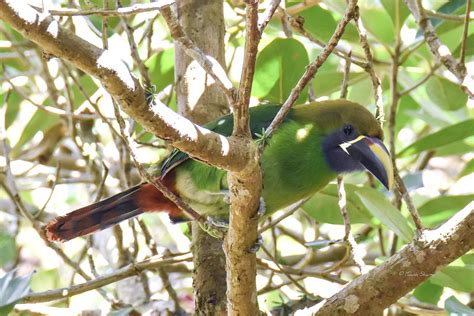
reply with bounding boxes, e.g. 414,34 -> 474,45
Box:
174,1 -> 228,314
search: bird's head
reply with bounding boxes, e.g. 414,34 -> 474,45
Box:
296,100 -> 394,190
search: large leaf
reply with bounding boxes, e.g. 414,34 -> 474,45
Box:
0,270 -> 33,315
413,280 -> 443,305
3,90 -> 21,129
146,48 -> 175,92
425,77 -> 468,112
355,187 -> 414,242
418,195 -> 474,227
381,0 -> 410,29
253,38 -> 309,103
312,61 -> 367,97
11,106 -> 59,156
0,232 -> 16,267
358,0 -> 394,45
347,79 -> 373,106
298,6 -> 337,42
302,183 -> 373,224
69,75 -> 99,110
454,34 -> 474,57
445,296 -> 474,316
458,159 -> 474,178
431,255 -> 474,292
398,119 -> 474,157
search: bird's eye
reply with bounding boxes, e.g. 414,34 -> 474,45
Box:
343,124 -> 354,136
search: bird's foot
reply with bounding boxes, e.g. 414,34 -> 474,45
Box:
199,216 -> 229,240
247,234 -> 263,253
255,128 -> 270,147
206,190 -> 231,204
251,197 -> 266,220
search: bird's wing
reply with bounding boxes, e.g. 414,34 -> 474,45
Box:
160,104 -> 288,177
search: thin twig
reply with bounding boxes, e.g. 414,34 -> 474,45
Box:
259,198 -> 308,233
387,18 -> 425,236
405,0 -> 473,97
459,0 -> 471,65
0,92 -> 112,302
21,254 -> 192,303
110,100 -> 202,221
159,5 -> 237,105
120,12 -> 151,86
263,0 -> 359,142
425,8 -> 473,22
353,5 -> 384,125
261,246 -> 317,298
399,63 -> 440,96
336,55 -> 366,272
258,0 -> 281,34
279,7 -> 369,69
35,1 -> 174,17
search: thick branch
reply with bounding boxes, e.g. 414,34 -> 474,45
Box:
313,202 -> 474,315
224,1 -> 262,314
0,0 -> 252,172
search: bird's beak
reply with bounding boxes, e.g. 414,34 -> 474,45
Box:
339,136 -> 394,190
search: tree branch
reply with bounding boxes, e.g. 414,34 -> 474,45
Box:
0,0 -> 251,173
20,254 -> 192,303
264,0 -> 359,141
311,202 -> 474,315
404,0 -> 474,98
224,1 -> 263,314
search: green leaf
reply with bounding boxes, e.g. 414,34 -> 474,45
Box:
381,0 -> 410,29
0,270 -> 33,315
347,79 -> 373,106
431,264 -> 474,292
312,61 -> 366,97
398,119 -> 474,157
69,75 -> 98,110
30,269 -> 60,292
0,232 -> 16,266
303,184 -> 373,224
298,6 -> 337,42
435,140 -> 474,157
146,48 -> 175,92
253,38 -> 309,103
355,187 -> 414,242
11,107 -> 59,156
425,77 -> 468,111
459,159 -> 474,178
3,90 -> 21,129
431,0 -> 467,31
418,195 -> 474,227
358,1 -> 394,45
453,34 -> 474,57
445,296 -> 474,316
413,280 -> 443,305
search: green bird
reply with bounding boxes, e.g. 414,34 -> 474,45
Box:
46,100 -> 393,242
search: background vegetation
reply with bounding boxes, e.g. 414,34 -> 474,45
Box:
0,0 -> 473,315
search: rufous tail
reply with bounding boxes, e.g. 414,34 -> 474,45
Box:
45,180 -> 183,242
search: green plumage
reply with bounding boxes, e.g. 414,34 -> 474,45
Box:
45,99 -> 391,242
161,100 -> 384,218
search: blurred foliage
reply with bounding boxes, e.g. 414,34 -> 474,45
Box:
0,0 -> 473,315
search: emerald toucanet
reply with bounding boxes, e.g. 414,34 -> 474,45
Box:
45,100 -> 393,242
